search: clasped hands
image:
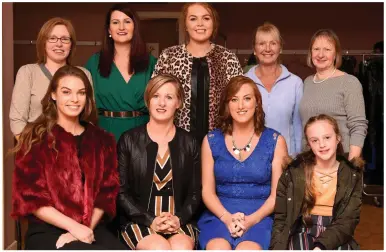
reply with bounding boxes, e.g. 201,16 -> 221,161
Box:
150,212 -> 181,233
222,212 -> 252,238
56,223 -> 95,249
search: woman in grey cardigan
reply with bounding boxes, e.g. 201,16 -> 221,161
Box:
9,17 -> 91,139
299,29 -> 367,160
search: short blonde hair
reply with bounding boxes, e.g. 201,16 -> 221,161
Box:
181,3 -> 219,42
253,22 -> 283,49
144,74 -> 184,109
36,17 -> 76,65
307,29 -> 342,69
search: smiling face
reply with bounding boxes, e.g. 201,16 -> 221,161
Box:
109,10 -> 134,44
306,120 -> 340,163
148,82 -> 181,124
228,83 -> 257,125
254,31 -> 281,66
311,36 -> 336,71
45,25 -> 72,64
51,75 -> 86,121
185,4 -> 214,43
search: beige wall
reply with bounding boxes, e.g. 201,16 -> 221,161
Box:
3,2 -> 15,250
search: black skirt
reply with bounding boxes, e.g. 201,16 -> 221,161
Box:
25,221 -> 125,250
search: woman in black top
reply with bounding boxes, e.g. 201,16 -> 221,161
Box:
117,74 -> 201,250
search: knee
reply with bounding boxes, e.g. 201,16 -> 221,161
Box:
151,240 -> 171,250
206,238 -> 232,250
136,235 -> 171,250
235,241 -> 262,250
169,234 -> 194,250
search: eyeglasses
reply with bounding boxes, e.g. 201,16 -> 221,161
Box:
47,36 -> 72,44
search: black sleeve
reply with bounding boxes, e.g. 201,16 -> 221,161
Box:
270,171 -> 289,250
175,137 -> 202,225
117,134 -> 155,227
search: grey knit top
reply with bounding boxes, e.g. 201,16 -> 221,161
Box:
299,73 -> 368,152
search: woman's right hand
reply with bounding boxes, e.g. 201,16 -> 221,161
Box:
150,213 -> 171,233
68,223 -> 95,244
221,212 -> 244,237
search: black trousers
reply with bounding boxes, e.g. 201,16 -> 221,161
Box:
25,221 -> 126,250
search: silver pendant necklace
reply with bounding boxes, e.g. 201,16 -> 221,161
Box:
232,131 -> 255,160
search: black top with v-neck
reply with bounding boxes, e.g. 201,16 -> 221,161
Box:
190,57 -> 210,143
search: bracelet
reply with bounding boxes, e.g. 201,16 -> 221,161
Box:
219,210 -> 227,220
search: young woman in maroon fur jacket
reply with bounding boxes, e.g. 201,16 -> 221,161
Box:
11,66 -> 125,250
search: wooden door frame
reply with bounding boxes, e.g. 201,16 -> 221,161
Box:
137,11 -> 184,44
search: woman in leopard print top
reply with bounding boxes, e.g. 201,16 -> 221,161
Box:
152,3 -> 243,143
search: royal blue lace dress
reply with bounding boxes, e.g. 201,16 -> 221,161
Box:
197,127 -> 280,249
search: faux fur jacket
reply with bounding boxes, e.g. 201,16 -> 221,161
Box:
152,43 -> 243,132
11,123 -> 119,227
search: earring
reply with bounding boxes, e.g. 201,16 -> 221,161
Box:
109,34 -> 112,38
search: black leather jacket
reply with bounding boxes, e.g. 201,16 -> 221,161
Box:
117,125 -> 201,228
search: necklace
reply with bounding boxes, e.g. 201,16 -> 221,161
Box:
313,68 -> 336,83
232,131 -> 255,160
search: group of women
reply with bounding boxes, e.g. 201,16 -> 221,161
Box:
10,2 -> 367,250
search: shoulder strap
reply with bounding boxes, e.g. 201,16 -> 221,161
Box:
39,63 -> 53,81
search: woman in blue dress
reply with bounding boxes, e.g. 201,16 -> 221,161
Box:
198,76 -> 288,250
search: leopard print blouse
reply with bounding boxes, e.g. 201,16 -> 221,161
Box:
152,44 -> 243,132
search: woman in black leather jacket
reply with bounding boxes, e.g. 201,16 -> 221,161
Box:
117,74 -> 201,250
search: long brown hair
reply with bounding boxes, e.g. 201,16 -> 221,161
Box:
298,114 -> 344,226
36,17 -> 77,65
217,76 -> 265,135
11,66 -> 97,156
99,3 -> 149,77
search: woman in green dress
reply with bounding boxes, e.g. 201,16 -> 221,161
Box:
86,3 -> 156,141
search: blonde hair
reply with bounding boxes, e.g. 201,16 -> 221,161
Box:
181,3 -> 219,42
306,29 -> 342,69
144,74 -> 184,110
36,17 -> 76,65
253,22 -> 283,49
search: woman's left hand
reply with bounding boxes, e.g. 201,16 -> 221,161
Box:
56,232 -> 77,249
234,215 -> 256,237
166,215 -> 181,233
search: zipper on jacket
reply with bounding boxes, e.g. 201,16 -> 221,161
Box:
332,169 -> 358,220
169,154 -> 176,216
147,161 -> 157,212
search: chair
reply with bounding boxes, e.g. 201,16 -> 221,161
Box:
16,220 -> 22,250
362,172 -> 383,207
